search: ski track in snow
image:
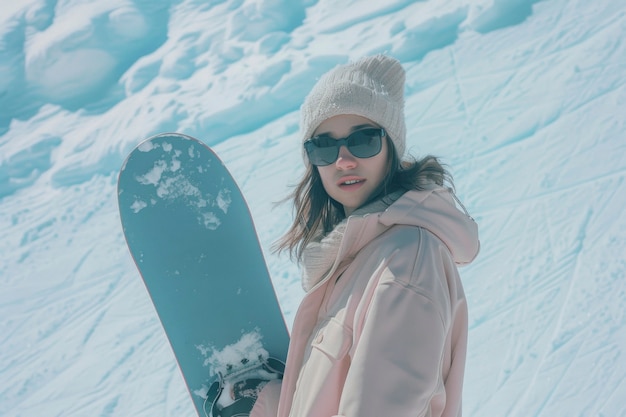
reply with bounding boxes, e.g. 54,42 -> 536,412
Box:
1,0 -> 626,416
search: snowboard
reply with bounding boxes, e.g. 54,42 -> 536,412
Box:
117,133 -> 290,416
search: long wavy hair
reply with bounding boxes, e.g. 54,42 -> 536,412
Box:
273,135 -> 453,261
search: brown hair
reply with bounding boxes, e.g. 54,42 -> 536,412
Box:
273,136 -> 453,261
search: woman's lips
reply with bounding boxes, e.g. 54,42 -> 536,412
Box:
337,176 -> 366,190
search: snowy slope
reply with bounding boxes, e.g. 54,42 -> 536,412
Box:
1,0 -> 625,416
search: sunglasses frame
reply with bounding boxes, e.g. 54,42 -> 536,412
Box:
304,127 -> 386,166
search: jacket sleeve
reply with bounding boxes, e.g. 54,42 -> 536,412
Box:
336,229 -> 460,417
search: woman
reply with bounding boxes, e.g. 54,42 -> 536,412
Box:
253,55 -> 480,417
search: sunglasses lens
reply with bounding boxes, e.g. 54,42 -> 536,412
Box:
347,129 -> 383,158
305,128 -> 384,166
307,136 -> 338,166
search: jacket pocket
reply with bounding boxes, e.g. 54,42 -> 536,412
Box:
311,318 -> 352,361
290,319 -> 353,415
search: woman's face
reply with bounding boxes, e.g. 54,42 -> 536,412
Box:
313,114 -> 389,216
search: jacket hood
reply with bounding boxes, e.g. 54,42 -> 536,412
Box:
301,187 -> 479,292
379,187 -> 480,265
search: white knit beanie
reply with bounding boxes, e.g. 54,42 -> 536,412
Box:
300,54 -> 406,159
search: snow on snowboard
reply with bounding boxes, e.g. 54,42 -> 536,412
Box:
117,133 -> 290,417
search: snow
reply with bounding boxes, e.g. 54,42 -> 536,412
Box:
123,138 -> 231,230
198,330 -> 269,378
1,0 -> 625,416
195,330 -> 276,409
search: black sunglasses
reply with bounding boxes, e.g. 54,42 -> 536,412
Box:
304,128 -> 386,166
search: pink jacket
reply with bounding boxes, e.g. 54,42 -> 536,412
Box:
252,187 -> 480,417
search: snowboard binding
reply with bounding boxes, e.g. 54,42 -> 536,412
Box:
203,356 -> 285,417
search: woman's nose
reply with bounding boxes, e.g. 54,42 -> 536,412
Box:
335,145 -> 357,170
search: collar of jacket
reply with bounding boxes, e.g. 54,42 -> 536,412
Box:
300,187 -> 480,293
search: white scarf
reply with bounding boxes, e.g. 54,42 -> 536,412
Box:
301,192 -> 404,292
